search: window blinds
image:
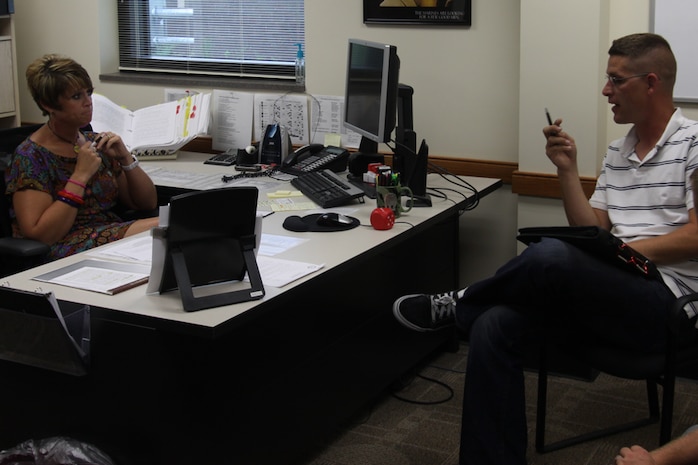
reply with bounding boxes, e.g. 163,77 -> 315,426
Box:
117,0 -> 305,80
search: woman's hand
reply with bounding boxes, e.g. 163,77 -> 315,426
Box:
93,131 -> 158,211
72,139 -> 104,183
92,131 -> 132,165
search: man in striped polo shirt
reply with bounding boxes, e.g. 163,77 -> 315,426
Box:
392,33 -> 698,465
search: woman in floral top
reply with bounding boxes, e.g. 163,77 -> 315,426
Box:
4,54 -> 158,260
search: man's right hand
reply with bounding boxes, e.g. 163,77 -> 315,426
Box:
544,119 -> 578,173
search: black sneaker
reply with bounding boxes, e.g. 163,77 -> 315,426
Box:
392,292 -> 458,332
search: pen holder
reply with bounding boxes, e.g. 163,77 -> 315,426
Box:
376,185 -> 413,218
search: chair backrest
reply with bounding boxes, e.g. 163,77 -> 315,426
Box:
0,124 -> 43,238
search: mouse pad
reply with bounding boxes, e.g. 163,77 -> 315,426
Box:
282,213 -> 360,232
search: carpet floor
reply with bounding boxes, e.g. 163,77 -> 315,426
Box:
302,343 -> 698,465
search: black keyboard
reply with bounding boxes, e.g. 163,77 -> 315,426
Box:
291,169 -> 365,208
347,176 -> 377,199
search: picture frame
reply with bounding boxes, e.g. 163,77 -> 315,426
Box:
364,0 -> 471,26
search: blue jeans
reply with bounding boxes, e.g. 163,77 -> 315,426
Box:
456,238 -> 675,465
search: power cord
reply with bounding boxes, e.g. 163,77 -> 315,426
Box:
427,162 -> 480,211
391,372 -> 454,405
383,139 -> 481,211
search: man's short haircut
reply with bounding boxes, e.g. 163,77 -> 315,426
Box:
608,33 -> 676,90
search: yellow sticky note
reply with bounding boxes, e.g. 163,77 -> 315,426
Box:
267,190 -> 304,199
324,133 -> 342,147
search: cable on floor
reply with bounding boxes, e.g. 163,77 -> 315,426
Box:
391,373 -> 454,405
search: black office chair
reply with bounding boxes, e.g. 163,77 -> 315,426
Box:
535,292 -> 698,453
0,124 -> 51,277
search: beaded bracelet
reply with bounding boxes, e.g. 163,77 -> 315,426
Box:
57,189 -> 85,205
57,195 -> 81,208
66,178 -> 87,190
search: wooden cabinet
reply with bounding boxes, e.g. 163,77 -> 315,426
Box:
0,14 -> 19,128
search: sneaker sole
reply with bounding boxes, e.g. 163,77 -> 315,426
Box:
392,294 -> 433,332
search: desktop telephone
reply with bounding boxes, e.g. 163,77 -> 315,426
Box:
280,144 -> 350,175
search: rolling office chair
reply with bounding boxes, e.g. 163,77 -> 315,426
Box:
535,292 -> 698,453
0,124 -> 50,277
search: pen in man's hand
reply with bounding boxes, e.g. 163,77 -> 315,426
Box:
545,108 -> 553,126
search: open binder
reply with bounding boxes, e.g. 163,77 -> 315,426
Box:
517,226 -> 660,279
152,187 -> 265,312
0,287 -> 90,376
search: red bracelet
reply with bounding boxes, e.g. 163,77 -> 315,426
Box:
57,189 -> 84,205
66,178 -> 87,190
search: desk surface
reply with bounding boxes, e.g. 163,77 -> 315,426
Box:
3,151 -> 501,336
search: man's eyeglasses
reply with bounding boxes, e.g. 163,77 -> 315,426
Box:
605,73 -> 651,86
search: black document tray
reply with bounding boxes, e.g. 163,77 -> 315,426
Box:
0,287 -> 90,376
157,187 -> 265,312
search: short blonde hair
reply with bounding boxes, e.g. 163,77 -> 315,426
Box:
25,54 -> 93,116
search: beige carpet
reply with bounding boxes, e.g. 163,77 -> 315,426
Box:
303,344 -> 698,465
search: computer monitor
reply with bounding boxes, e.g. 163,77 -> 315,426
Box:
343,38 -> 400,154
343,38 -> 431,207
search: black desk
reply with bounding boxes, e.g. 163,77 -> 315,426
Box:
0,156 -> 501,464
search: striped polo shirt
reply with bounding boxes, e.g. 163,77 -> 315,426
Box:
589,108 -> 698,318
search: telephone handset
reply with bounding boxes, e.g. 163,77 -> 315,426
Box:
283,143 -> 324,167
280,144 -> 350,175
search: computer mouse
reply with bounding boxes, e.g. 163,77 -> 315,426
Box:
316,213 -> 352,227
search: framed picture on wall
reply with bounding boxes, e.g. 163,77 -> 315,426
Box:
364,0 -> 471,26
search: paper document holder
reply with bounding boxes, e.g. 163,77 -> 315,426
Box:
157,187 -> 265,312
0,287 -> 90,376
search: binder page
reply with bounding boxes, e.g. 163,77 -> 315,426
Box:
91,93 -> 133,143
131,100 -> 179,150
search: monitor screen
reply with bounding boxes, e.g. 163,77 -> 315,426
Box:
343,39 -> 400,145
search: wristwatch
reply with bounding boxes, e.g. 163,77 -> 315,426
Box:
121,154 -> 139,172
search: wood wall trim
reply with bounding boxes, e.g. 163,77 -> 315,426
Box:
427,156 -> 518,184
511,170 -> 597,199
180,137 -> 595,199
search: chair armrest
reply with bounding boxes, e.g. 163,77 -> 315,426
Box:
110,204 -> 159,221
0,237 -> 50,257
669,293 -> 698,344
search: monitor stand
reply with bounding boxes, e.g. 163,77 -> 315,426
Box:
347,136 -> 384,180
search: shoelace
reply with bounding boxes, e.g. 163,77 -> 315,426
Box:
430,293 -> 456,321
